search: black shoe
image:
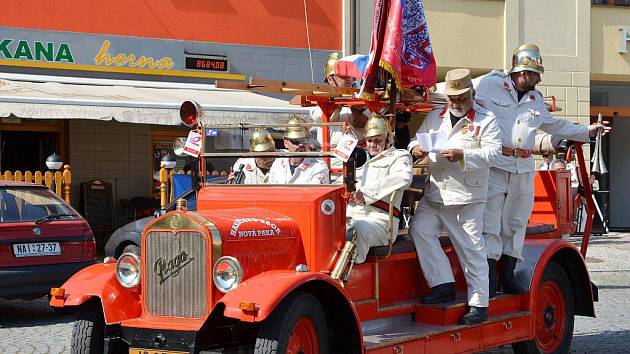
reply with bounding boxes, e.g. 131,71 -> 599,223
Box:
500,255 -> 525,294
488,259 -> 497,299
460,306 -> 488,325
421,282 -> 456,304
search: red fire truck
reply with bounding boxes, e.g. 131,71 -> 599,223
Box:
51,86 -> 598,354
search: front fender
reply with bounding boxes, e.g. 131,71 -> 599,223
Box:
49,262 -> 142,324
518,238 -> 595,317
219,270 -> 357,323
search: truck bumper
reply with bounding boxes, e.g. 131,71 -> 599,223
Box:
0,261 -> 95,299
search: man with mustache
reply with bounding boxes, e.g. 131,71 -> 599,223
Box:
229,128 -> 276,184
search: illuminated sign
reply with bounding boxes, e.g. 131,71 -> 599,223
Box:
185,56 -> 229,72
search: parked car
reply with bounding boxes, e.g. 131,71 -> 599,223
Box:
0,181 -> 96,299
105,175 -> 227,258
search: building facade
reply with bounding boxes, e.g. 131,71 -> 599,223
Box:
0,0 -> 342,229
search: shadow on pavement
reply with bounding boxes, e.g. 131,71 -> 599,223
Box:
0,296 -> 76,328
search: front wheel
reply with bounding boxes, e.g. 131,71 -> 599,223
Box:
254,292 -> 329,354
71,301 -> 105,354
513,262 -> 575,354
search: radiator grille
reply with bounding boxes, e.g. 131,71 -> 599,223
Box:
145,231 -> 207,317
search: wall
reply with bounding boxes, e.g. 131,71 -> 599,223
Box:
591,6 -> 630,82
69,120 -> 151,215
0,0 -> 341,51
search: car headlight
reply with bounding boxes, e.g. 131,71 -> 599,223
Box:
116,253 -> 141,288
212,256 -> 243,293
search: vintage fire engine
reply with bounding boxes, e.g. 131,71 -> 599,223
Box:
51,82 -> 598,354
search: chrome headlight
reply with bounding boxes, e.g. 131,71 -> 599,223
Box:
212,256 -> 243,293
116,253 -> 141,288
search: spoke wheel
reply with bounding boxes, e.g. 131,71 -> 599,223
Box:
513,262 -> 574,354
286,318 -> 319,354
255,292 -> 328,354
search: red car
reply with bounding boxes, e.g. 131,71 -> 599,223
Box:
0,181 -> 96,299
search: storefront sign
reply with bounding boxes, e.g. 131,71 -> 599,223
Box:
619,26 -> 630,53
0,27 -> 244,80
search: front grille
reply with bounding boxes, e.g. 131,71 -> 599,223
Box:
145,231 -> 207,317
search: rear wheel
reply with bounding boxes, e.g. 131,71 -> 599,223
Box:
513,262 -> 574,354
254,292 -> 328,354
71,301 -> 105,354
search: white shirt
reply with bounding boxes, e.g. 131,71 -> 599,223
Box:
268,157 -> 330,185
231,158 -> 270,184
475,70 -> 589,174
409,103 -> 502,205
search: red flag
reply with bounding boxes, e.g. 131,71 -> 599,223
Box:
360,0 -> 437,100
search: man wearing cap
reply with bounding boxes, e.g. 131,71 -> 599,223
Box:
268,115 -> 330,184
310,52 -> 369,168
408,68 -> 501,325
347,113 -> 413,264
476,44 -> 611,296
229,128 -> 276,184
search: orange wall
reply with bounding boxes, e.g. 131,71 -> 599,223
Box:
0,0 -> 341,50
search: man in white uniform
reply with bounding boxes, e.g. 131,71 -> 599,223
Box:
476,44 -> 611,296
229,129 -> 275,184
409,68 -> 501,325
310,52 -> 369,169
347,113 -> 413,264
268,115 -> 330,185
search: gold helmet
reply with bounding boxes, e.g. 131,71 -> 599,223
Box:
510,43 -> 544,75
250,128 -> 275,152
364,112 -> 391,138
324,52 -> 339,78
284,114 -> 309,141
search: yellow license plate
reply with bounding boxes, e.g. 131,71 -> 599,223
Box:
129,349 -> 188,354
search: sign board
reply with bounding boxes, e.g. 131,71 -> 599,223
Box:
79,180 -> 113,233
185,56 -> 229,72
183,130 -> 203,157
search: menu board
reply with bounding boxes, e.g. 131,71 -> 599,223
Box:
80,180 -> 113,232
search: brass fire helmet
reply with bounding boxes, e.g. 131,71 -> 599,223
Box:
324,52 -> 340,78
510,43 -> 544,75
284,115 -> 309,140
364,113 -> 391,139
250,128 -> 275,152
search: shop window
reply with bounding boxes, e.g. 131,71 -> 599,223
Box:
0,131 -> 59,172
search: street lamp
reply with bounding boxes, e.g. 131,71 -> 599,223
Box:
46,153 -> 63,171
161,153 -> 176,169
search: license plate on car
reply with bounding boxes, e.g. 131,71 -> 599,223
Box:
129,349 -> 188,354
12,242 -> 61,257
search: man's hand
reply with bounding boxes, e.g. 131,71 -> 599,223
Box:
588,121 -> 612,137
440,148 -> 464,162
411,145 -> 428,160
349,191 -> 366,205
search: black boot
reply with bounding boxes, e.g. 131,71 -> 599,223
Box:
421,282 -> 456,304
500,255 -> 525,294
460,306 -> 488,325
488,259 -> 497,298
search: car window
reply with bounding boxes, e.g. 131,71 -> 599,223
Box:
0,187 -> 79,223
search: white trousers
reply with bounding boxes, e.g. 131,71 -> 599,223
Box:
410,199 -> 489,307
483,168 -> 535,261
347,205 -> 398,264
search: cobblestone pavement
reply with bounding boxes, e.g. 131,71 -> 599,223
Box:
1,232 -> 629,353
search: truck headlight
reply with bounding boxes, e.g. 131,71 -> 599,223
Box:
116,253 -> 141,288
212,256 -> 243,293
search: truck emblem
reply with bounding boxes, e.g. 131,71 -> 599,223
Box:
154,250 -> 194,284
321,199 -> 335,216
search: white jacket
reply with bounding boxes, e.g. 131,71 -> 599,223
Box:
409,103 -> 501,205
475,70 -> 589,173
232,158 -> 270,184
268,157 -> 330,185
355,146 -> 413,213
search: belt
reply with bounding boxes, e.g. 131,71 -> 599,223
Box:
502,146 -> 532,158
371,200 -> 401,219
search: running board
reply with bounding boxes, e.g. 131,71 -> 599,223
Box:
363,311 -> 531,353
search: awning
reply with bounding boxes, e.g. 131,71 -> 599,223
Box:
0,73 -> 310,126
